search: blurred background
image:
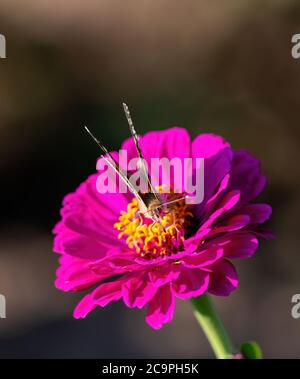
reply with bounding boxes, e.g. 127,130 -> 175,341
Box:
0,0 -> 299,358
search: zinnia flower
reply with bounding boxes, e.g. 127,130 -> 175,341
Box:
53,128 -> 272,329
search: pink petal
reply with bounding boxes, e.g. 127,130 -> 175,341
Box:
55,255 -> 100,291
92,279 -> 125,306
187,214 -> 250,252
182,248 -> 223,268
64,174 -> 129,221
88,251 -> 141,277
201,190 -> 241,228
192,134 -> 230,158
183,228 -> 212,253
192,134 -> 233,214
172,268 -> 209,300
73,294 -> 97,319
146,285 -> 176,330
253,228 -> 275,239
62,207 -> 120,246
207,215 -> 250,238
148,265 -> 181,287
55,230 -> 119,260
213,232 -> 259,259
54,173 -> 129,260
206,259 -> 238,296
122,127 -> 191,163
135,249 -> 189,266
239,204 -> 272,224
73,274 -> 129,318
204,173 -> 230,213
122,128 -> 191,190
228,150 -> 267,203
107,256 -> 139,271
122,272 -> 158,309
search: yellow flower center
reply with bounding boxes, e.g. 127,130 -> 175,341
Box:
114,190 -> 193,259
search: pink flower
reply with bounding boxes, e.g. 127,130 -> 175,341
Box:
53,128 -> 272,329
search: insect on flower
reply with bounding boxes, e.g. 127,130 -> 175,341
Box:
84,103 -> 187,224
54,105 -> 272,330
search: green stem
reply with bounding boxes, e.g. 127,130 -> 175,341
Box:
191,294 -> 235,359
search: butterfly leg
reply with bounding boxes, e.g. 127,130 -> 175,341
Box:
149,221 -> 158,233
136,211 -> 144,228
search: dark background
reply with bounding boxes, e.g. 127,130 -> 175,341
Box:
0,0 -> 299,358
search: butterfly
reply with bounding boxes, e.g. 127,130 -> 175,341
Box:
84,103 -> 187,224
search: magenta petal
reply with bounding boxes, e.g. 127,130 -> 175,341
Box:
148,265 -> 181,287
122,128 -> 191,190
55,231 -> 118,260
172,268 -> 209,300
86,173 -> 130,217
189,214 -> 249,250
88,251 -> 141,276
192,134 -> 230,158
122,128 -> 190,187
214,232 -> 259,259
207,259 -> 238,296
55,255 -> 100,291
92,279 -> 124,306
88,254 -> 123,273
183,228 -> 212,252
146,285 -> 176,330
73,294 -> 97,319
122,272 -> 158,309
228,150 -> 267,203
63,174 -> 128,222
201,190 -> 241,228
208,215 -> 250,237
107,256 -> 139,271
239,203 -> 272,224
204,174 -> 230,214
63,208 -> 120,246
253,229 -> 275,239
135,249 -> 189,266
182,248 -> 223,268
54,173 -> 128,260
192,134 -> 233,213
123,127 -> 191,163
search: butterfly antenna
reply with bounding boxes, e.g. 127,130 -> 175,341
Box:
84,126 -> 110,156
122,103 -> 137,139
122,102 -> 145,159
155,196 -> 188,210
122,103 -> 160,200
